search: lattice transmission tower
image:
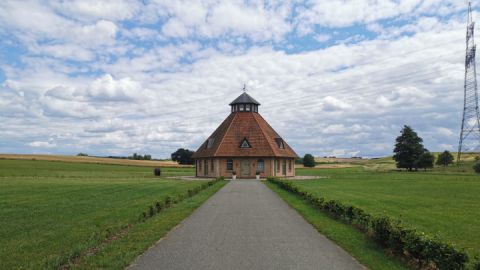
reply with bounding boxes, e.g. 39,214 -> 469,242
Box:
458,1 -> 480,162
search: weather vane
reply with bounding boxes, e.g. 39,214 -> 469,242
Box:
242,84 -> 246,92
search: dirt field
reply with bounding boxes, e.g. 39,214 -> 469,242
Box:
0,154 -> 191,167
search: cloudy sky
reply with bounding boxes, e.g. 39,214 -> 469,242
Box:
0,0 -> 476,158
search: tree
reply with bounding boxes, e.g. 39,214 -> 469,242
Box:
393,125 -> 426,171
171,148 -> 195,165
416,151 -> 434,171
303,154 -> 316,167
436,150 -> 454,167
474,162 -> 480,174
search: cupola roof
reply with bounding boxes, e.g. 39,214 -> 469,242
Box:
229,92 -> 260,106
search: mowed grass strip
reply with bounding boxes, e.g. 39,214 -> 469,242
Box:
266,181 -> 410,270
0,159 -> 203,269
294,167 -> 480,262
73,182 -> 226,269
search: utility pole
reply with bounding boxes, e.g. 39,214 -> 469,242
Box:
458,1 -> 480,162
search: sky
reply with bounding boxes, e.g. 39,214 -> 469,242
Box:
0,0 -> 477,158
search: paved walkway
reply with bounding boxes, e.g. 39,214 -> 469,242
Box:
128,180 -> 364,270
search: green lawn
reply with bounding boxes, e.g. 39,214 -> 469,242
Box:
0,159 -> 212,269
291,167 -> 480,262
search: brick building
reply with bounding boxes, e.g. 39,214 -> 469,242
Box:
192,92 -> 298,178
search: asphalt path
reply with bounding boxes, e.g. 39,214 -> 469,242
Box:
128,180 -> 365,270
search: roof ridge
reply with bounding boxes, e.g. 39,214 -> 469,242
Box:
213,112 -> 238,157
252,113 -> 278,156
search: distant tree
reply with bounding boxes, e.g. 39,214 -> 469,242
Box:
303,154 -> 316,167
474,162 -> 480,174
171,148 -> 194,165
144,154 -> 152,160
393,125 -> 426,171
295,157 -> 304,164
415,151 -> 434,171
436,150 -> 454,167
77,153 -> 88,156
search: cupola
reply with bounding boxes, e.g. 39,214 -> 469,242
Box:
229,92 -> 261,113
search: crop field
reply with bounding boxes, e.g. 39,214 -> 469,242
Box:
0,159 -> 215,269
0,154 -> 191,167
286,165 -> 480,264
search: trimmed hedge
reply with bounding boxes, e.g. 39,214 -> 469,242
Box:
140,177 -> 224,222
267,177 -> 469,270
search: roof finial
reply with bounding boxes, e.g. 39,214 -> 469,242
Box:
242,84 -> 246,92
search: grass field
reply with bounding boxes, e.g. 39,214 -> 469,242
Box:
280,166 -> 480,266
0,159 -> 211,269
0,154 -> 191,167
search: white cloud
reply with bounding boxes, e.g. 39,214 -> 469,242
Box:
313,34 -> 331,43
54,0 -> 140,22
28,141 -> 56,148
86,74 -> 141,102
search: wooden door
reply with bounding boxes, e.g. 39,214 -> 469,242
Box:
241,160 -> 250,177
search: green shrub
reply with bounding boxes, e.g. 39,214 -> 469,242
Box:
474,162 -> 480,173
474,259 -> 480,270
164,196 -> 172,206
155,202 -> 163,212
148,205 -> 155,217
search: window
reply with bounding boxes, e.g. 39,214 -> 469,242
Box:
226,159 -> 233,170
240,104 -> 244,111
289,159 -> 292,171
206,138 -> 215,149
204,160 -> 208,175
277,159 -> 280,171
256,159 -> 264,172
239,138 -> 251,148
198,160 -> 202,170
275,138 -> 285,149
246,104 -> 250,111
211,159 -> 214,171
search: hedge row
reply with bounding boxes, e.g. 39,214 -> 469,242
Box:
140,177 -> 224,221
267,177 -> 470,270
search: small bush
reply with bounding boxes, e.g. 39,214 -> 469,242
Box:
474,259 -> 480,270
155,201 -> 163,212
474,162 -> 480,173
165,196 -> 172,206
148,205 -> 155,217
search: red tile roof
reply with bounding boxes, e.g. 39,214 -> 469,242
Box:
192,112 -> 298,158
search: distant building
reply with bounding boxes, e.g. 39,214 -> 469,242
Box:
192,92 -> 298,178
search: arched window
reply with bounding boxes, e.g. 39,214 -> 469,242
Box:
256,159 -> 264,172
